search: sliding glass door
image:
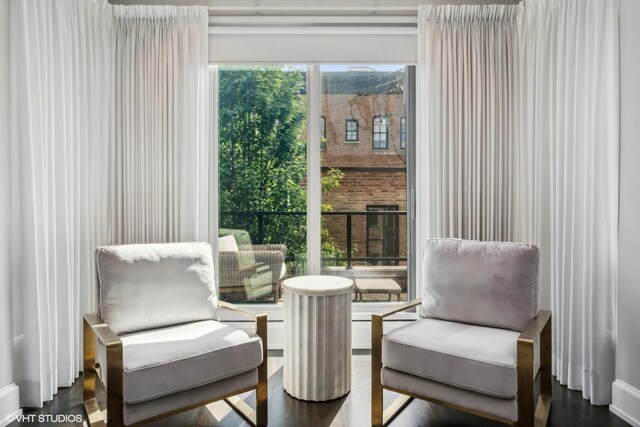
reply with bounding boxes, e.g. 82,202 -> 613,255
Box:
319,65 -> 409,302
217,65 -> 308,303
216,64 -> 412,305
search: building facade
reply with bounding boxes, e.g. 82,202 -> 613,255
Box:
320,70 -> 408,266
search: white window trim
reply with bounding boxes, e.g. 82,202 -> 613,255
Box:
207,8 -> 418,65
307,65 -> 322,275
213,66 -> 413,332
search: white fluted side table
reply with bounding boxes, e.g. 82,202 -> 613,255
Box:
283,275 -> 353,401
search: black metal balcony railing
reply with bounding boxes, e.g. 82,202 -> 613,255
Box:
220,210 -> 407,269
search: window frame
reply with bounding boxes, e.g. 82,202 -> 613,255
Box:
212,64 -> 417,326
400,116 -> 407,150
345,118 -> 359,142
372,115 -> 389,150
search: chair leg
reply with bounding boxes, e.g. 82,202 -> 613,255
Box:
226,395 -> 258,425
535,315 -> 553,427
383,395 -> 413,425
227,313 -> 268,426
516,338 -> 535,427
105,341 -> 124,427
83,317 -> 97,402
83,317 -> 124,427
83,318 -> 105,427
256,314 -> 269,426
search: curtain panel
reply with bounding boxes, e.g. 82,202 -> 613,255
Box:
9,2 -> 211,408
111,5 -> 213,245
416,0 -> 619,405
416,5 -> 521,244
518,0 -> 619,405
9,0 -> 112,407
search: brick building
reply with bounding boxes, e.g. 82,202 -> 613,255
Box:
320,70 -> 407,266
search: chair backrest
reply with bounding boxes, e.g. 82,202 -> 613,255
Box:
96,242 -> 217,335
421,238 -> 538,331
219,228 -> 252,246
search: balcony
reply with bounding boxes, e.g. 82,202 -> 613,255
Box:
220,210 -> 408,303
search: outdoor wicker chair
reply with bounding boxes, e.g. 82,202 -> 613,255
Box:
219,231 -> 287,302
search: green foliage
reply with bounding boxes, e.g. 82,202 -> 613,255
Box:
218,66 -> 307,256
321,168 -> 344,197
320,168 -> 347,265
218,67 -> 346,266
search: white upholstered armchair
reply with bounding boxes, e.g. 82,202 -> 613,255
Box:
372,238 -> 551,427
83,242 -> 268,427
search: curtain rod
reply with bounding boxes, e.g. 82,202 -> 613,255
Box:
207,7 -> 419,17
206,2 -> 521,17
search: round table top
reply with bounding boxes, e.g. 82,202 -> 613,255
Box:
283,275 -> 353,296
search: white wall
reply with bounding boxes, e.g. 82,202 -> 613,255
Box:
0,0 -> 20,425
611,0 -> 640,425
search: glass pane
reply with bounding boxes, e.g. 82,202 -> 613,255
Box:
218,65 -> 307,303
320,65 -> 408,302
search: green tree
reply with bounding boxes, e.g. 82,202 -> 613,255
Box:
218,67 -> 307,256
321,168 -> 349,266
219,66 -> 346,265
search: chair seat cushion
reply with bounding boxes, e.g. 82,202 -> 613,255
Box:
120,320 -> 262,404
382,318 -> 519,398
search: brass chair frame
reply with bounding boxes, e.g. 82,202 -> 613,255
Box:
83,300 -> 268,427
371,299 -> 552,427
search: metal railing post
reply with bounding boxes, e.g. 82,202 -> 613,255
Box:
346,213 -> 353,270
257,212 -> 265,244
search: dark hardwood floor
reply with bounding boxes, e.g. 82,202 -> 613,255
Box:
12,350 -> 628,427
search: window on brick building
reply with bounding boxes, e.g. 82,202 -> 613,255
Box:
367,205 -> 400,266
400,117 -> 407,150
345,119 -> 359,142
372,116 -> 388,150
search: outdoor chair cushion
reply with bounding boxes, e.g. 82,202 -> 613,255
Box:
218,235 -> 239,252
219,235 -> 260,272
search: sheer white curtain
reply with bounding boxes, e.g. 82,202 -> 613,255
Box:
415,5 -> 521,245
517,0 -> 619,405
9,0 -> 112,407
417,0 -> 619,404
10,2 -> 212,408
110,5 -> 213,245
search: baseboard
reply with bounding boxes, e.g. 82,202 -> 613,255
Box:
0,383 -> 21,427
611,380 -> 640,427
